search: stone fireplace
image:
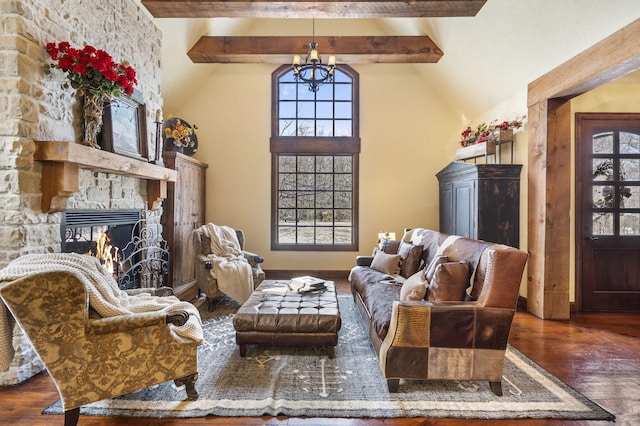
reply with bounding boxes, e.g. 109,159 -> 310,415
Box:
0,0 -> 165,384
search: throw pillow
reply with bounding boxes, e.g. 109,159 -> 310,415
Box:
370,251 -> 401,275
424,255 -> 448,282
400,270 -> 427,301
398,241 -> 423,278
379,239 -> 401,254
426,261 -> 470,302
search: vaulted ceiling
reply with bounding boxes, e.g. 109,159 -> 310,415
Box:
143,1 -> 488,64
141,0 -> 640,120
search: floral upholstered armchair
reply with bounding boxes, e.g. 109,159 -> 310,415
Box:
0,253 -> 203,426
194,224 -> 265,309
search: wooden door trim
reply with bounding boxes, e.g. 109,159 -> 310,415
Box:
526,18 -> 640,319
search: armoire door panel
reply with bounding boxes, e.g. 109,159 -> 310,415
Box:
161,151 -> 208,300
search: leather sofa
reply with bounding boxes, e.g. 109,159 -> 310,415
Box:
349,228 -> 529,395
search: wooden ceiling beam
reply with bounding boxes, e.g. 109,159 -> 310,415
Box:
187,36 -> 443,64
142,0 -> 486,18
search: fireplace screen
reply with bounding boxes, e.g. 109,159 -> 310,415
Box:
61,209 -> 169,289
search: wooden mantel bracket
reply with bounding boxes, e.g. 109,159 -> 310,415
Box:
34,141 -> 178,213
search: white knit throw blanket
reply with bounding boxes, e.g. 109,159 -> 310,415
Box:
202,224 -> 254,304
0,253 -> 203,370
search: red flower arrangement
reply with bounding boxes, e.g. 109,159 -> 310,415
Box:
45,41 -> 137,97
459,116 -> 525,147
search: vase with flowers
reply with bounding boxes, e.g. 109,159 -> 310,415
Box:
163,117 -> 198,156
45,41 -> 138,148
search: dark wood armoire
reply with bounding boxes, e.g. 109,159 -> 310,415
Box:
161,151 -> 208,300
436,162 -> 522,247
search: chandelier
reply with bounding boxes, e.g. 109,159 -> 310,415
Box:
292,20 -> 336,92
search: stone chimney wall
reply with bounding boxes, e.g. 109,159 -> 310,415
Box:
0,0 -> 164,384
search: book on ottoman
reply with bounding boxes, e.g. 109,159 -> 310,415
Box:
291,276 -> 326,293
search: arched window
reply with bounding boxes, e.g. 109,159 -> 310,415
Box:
270,64 -> 360,251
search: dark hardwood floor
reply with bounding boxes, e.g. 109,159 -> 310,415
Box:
1,281 -> 639,426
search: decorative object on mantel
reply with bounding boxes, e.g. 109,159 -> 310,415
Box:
163,116 -> 198,156
152,109 -> 164,166
45,41 -> 138,149
456,116 -> 526,164
100,89 -> 147,161
81,92 -> 111,149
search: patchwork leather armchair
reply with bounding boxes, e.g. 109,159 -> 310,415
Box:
0,269 -> 201,426
194,225 -> 265,309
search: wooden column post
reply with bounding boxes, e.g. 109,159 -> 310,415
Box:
526,19 -> 640,319
527,99 -> 572,319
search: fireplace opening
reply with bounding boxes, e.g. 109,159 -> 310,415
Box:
61,209 -> 169,289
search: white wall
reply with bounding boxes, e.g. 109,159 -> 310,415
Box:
171,60 -> 459,270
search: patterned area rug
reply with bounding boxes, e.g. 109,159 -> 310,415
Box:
45,296 -> 613,420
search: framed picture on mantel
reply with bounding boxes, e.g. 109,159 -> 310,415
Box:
100,89 -> 148,161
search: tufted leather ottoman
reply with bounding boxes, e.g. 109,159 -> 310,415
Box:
233,280 -> 341,358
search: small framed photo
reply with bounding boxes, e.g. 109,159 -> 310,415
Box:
100,89 -> 148,161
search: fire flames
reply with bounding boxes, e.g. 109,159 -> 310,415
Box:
87,231 -> 120,276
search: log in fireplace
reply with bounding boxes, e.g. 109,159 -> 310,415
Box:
61,209 -> 169,289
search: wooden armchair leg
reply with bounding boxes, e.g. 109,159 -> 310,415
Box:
490,381 -> 503,396
175,373 -> 199,400
387,379 -> 400,393
64,407 -> 80,426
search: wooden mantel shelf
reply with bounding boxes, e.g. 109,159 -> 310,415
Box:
34,141 -> 178,213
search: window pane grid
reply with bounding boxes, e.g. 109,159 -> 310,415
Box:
591,130 -> 640,236
277,69 -> 353,137
277,154 -> 353,246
